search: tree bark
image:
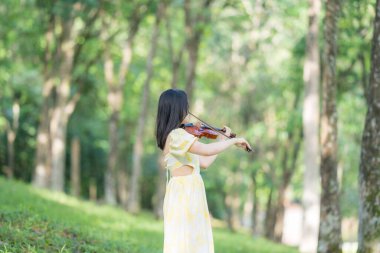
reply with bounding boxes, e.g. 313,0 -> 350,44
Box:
318,0 -> 342,252
127,0 -> 168,213
357,0 -> 380,252
70,137 -> 81,197
300,0 -> 321,252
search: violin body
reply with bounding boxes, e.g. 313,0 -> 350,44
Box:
180,123 -> 231,139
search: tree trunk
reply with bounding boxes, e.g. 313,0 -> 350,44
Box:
274,135 -> 302,242
50,17 -> 78,192
300,0 -> 321,252
165,10 -> 185,89
102,4 -> 143,205
153,153 -> 167,219
250,171 -> 259,236
183,0 -> 213,102
274,89 -> 303,242
33,15 -> 56,188
4,99 -> 20,179
318,0 -> 342,252
34,2 -> 98,191
70,137 -> 81,197
117,168 -> 129,208
264,186 -> 277,240
357,0 -> 380,252
224,191 -> 236,232
89,178 -> 97,201
127,0 -> 168,213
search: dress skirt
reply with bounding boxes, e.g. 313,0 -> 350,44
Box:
163,169 -> 214,253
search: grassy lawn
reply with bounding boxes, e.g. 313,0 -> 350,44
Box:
0,177 -> 298,253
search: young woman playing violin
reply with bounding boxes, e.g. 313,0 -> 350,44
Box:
155,88 -> 252,253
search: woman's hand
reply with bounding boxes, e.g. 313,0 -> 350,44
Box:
217,125 -> 232,141
233,137 -> 252,151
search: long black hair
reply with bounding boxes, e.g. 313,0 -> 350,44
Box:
155,89 -> 189,150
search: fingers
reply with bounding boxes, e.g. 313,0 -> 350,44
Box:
234,137 -> 252,151
223,125 -> 232,137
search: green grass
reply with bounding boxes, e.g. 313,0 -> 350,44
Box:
0,177 -> 298,253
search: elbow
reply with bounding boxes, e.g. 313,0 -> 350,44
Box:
200,162 -> 210,169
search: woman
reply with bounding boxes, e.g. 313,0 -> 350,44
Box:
155,88 -> 252,253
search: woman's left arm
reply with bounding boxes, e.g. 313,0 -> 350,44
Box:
199,127 -> 231,169
199,154 -> 218,169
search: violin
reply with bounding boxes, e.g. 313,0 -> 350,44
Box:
180,112 -> 252,152
180,122 -> 236,139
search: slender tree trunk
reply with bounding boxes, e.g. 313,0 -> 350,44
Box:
127,0 -> 168,213
50,17 -> 78,192
274,90 -> 302,242
102,5 -> 143,205
165,10 -> 185,89
357,0 -> 380,252
70,137 -> 81,197
153,154 -> 167,219
89,178 -> 97,201
183,0 -> 213,102
250,172 -> 259,236
33,14 -> 55,188
4,99 -> 20,179
224,191 -> 236,232
274,134 -> 302,242
264,186 -> 277,240
117,168 -> 129,208
231,171 -> 243,230
300,0 -> 321,252
318,0 -> 342,252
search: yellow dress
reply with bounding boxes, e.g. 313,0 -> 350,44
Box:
163,128 -> 214,253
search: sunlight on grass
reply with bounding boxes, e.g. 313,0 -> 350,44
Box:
0,177 -> 298,253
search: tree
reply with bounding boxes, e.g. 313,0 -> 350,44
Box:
318,0 -> 342,252
300,0 -> 321,252
357,0 -> 380,252
127,0 -> 168,213
184,0 -> 214,103
33,0 -> 101,191
101,1 -> 146,205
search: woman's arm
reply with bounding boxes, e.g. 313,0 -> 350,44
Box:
189,136 -> 252,156
198,132 -> 229,169
199,154 -> 218,169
